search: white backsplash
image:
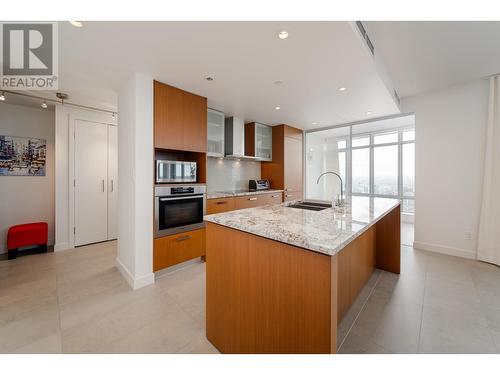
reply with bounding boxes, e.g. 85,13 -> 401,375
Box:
207,157 -> 261,192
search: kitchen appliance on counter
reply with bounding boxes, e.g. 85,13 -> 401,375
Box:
156,160 -> 197,183
154,185 -> 206,238
249,179 -> 271,191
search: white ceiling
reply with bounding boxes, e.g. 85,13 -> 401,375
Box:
39,21 -> 399,130
364,21 -> 500,98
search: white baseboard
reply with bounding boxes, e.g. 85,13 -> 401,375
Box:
115,257 -> 155,290
413,240 -> 476,260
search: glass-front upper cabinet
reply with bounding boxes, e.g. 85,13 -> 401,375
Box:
207,108 -> 225,157
254,123 -> 272,161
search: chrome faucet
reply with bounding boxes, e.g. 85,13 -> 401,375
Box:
316,171 -> 345,207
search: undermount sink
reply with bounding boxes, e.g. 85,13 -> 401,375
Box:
287,201 -> 332,211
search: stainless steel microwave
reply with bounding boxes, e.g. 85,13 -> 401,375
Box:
156,160 -> 197,183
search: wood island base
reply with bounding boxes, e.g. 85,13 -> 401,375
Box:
205,204 -> 400,354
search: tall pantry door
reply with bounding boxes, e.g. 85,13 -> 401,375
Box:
74,120 -> 108,246
107,125 -> 118,240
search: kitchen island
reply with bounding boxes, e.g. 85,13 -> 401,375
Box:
204,196 -> 400,354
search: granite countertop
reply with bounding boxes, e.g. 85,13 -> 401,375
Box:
204,196 -> 400,256
207,189 -> 284,200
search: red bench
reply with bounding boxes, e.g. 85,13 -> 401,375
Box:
7,222 -> 48,260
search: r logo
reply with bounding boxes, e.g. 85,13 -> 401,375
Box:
2,23 -> 53,75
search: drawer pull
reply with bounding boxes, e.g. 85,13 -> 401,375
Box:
271,195 -> 279,198
248,197 -> 258,201
175,235 -> 191,242
215,201 -> 227,205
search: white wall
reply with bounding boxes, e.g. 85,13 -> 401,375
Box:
116,73 -> 154,290
401,79 -> 489,259
54,105 -> 117,251
206,158 -> 260,192
0,103 -> 55,253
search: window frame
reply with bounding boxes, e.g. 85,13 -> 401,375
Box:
349,126 -> 415,213
304,122 -> 415,214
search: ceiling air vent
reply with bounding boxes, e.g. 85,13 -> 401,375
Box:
394,90 -> 401,105
356,21 -> 375,56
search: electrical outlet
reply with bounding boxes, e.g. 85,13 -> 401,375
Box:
464,231 -> 473,241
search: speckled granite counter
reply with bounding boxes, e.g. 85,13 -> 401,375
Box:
204,196 -> 400,256
207,189 -> 284,200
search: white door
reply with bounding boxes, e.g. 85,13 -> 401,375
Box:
107,125 -> 118,240
74,120 -> 108,246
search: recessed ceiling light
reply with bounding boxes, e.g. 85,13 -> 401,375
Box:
41,101 -> 48,109
338,87 -> 347,92
69,21 -> 83,28
312,122 -> 318,125
278,31 -> 289,40
366,111 -> 373,115
206,76 -> 214,81
275,106 -> 281,110
0,92 -> 5,101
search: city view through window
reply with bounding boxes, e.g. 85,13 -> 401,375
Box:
306,116 -> 415,214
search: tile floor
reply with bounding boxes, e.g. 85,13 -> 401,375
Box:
1,228 -> 500,354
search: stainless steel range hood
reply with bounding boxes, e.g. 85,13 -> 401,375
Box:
224,116 -> 258,160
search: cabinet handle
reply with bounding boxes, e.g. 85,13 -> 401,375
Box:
215,201 -> 227,205
248,197 -> 258,201
175,235 -> 191,242
271,195 -> 279,198
285,188 -> 293,192
102,180 -> 105,192
111,179 -> 114,192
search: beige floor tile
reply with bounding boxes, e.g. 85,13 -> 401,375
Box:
0,300 -> 60,353
176,334 -> 220,354
12,332 -> 62,354
426,254 -> 475,286
370,298 -> 422,353
338,326 -> 392,354
57,265 -> 126,306
419,303 -> 497,353
61,284 -> 173,353
102,300 -> 203,354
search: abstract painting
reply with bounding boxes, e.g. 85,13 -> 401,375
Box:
0,135 -> 46,176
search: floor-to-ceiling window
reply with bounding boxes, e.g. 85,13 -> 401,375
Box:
305,114 -> 415,214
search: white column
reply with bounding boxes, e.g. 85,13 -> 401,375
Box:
116,73 -> 154,289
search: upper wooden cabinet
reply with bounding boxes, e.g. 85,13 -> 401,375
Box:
154,81 -> 207,152
244,122 -> 273,161
261,124 -> 304,201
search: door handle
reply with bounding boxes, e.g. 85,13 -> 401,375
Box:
102,180 -> 105,192
248,197 -> 257,201
175,235 -> 191,242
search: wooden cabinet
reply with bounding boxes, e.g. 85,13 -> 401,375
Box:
245,122 -> 273,161
261,124 -> 303,201
153,228 -> 206,272
206,192 -> 283,215
206,197 -> 235,215
154,80 -> 207,152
